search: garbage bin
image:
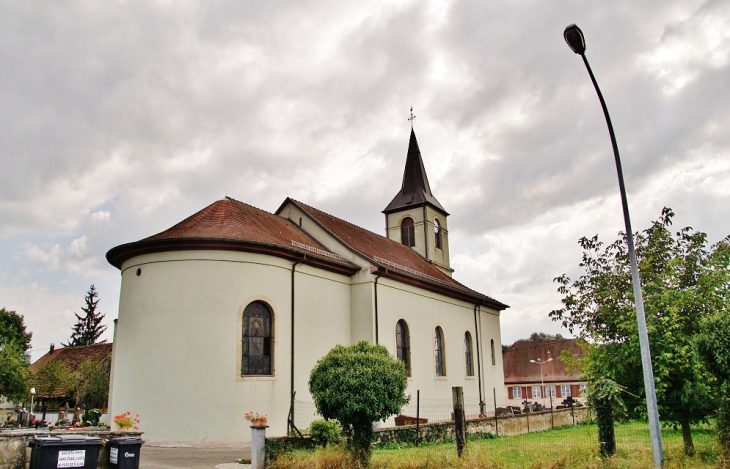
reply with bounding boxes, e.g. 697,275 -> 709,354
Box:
29,435 -> 103,469
108,437 -> 144,469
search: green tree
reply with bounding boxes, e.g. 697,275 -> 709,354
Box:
0,308 -> 32,403
550,208 -> 730,455
309,341 -> 409,466
529,332 -> 564,341
695,310 -> 730,457
34,360 -> 76,403
64,285 -> 107,347
74,358 -> 111,410
0,341 -> 30,403
0,308 -> 32,352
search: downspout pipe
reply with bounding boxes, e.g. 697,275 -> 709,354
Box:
374,274 -> 382,344
289,261 -> 300,434
474,304 -> 485,415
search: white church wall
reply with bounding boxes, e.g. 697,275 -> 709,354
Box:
477,307 -> 508,408
374,278 -> 486,405
111,250 -> 351,443
350,273 -> 375,344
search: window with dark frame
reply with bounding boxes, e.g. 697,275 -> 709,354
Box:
395,320 -> 411,376
464,332 -> 474,376
434,326 -> 446,376
401,217 -> 415,247
434,218 -> 443,250
490,339 -> 496,366
241,301 -> 273,376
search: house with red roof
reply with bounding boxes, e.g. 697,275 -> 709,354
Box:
106,129 -> 509,443
502,338 -> 587,409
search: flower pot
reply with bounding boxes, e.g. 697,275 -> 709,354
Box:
251,419 -> 267,428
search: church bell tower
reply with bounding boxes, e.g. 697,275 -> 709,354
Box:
383,128 -> 453,276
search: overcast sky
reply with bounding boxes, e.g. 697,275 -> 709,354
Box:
2,0 -> 729,361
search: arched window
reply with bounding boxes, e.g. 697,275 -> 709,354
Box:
434,218 -> 443,250
491,339 -> 496,366
401,217 -> 415,247
395,320 -> 411,376
242,301 -> 273,375
434,326 -> 446,376
464,332 -> 474,376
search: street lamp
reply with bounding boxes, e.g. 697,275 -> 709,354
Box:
529,357 -> 552,408
564,24 -> 664,469
29,387 -> 36,422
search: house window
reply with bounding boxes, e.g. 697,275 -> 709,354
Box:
561,385 -> 571,397
579,383 -> 587,395
464,332 -> 474,376
395,320 -> 411,376
532,386 -> 542,399
434,326 -> 446,376
241,301 -> 273,375
490,339 -> 496,366
434,218 -> 443,250
401,217 -> 415,247
512,386 -> 522,399
547,386 -> 556,398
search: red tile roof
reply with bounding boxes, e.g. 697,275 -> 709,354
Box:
106,198 -> 359,275
280,199 -> 507,309
30,343 -> 113,398
503,339 -> 585,384
30,343 -> 112,374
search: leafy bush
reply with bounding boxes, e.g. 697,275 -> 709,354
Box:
309,341 -> 409,466
309,419 -> 343,447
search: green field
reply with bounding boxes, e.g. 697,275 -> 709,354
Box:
269,421 -> 725,468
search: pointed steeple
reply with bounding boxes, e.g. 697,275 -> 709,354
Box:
383,129 -> 448,215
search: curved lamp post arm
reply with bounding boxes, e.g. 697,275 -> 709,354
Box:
564,23 -> 663,469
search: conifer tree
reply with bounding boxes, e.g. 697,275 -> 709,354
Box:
64,285 -> 107,347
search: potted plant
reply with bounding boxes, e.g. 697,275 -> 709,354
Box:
244,411 -> 267,427
113,411 -> 140,431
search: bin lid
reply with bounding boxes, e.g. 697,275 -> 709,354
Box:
29,435 -> 103,446
110,437 -> 145,444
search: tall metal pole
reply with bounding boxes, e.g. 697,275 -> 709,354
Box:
564,24 -> 663,468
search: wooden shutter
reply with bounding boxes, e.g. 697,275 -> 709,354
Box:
571,384 -> 580,396
508,387 -> 513,399
556,385 -> 562,398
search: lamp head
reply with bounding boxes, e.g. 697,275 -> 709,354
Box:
564,24 -> 586,55
529,359 -> 537,363
30,387 -> 36,395
546,358 -> 553,363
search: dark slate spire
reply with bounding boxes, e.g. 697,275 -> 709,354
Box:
383,129 -> 448,215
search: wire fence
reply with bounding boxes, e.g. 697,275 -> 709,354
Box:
288,395 -> 721,461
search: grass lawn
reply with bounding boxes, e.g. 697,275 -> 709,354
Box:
270,421 -> 725,468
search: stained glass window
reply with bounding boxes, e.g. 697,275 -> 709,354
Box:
242,301 -> 273,375
434,326 -> 445,376
401,217 -> 415,247
395,320 -> 411,376
464,332 -> 474,376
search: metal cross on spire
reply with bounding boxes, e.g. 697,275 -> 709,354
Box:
408,106 -> 416,128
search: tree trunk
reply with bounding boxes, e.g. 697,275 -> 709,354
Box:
681,413 -> 695,456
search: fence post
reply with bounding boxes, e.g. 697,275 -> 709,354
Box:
550,398 -> 554,429
251,425 -> 267,469
526,410 -> 530,433
415,390 -> 420,447
493,388 -> 498,437
571,403 -> 575,425
452,387 -> 466,458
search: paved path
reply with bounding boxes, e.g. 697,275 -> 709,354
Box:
140,442 -> 251,469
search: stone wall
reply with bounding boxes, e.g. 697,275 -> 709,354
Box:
0,430 -> 143,469
374,407 -> 587,445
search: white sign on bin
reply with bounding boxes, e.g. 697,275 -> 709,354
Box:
57,449 -> 85,468
110,447 -> 118,464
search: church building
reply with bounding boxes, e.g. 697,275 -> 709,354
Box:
106,129 -> 509,442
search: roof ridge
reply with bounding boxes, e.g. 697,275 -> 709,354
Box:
290,198 -> 444,264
